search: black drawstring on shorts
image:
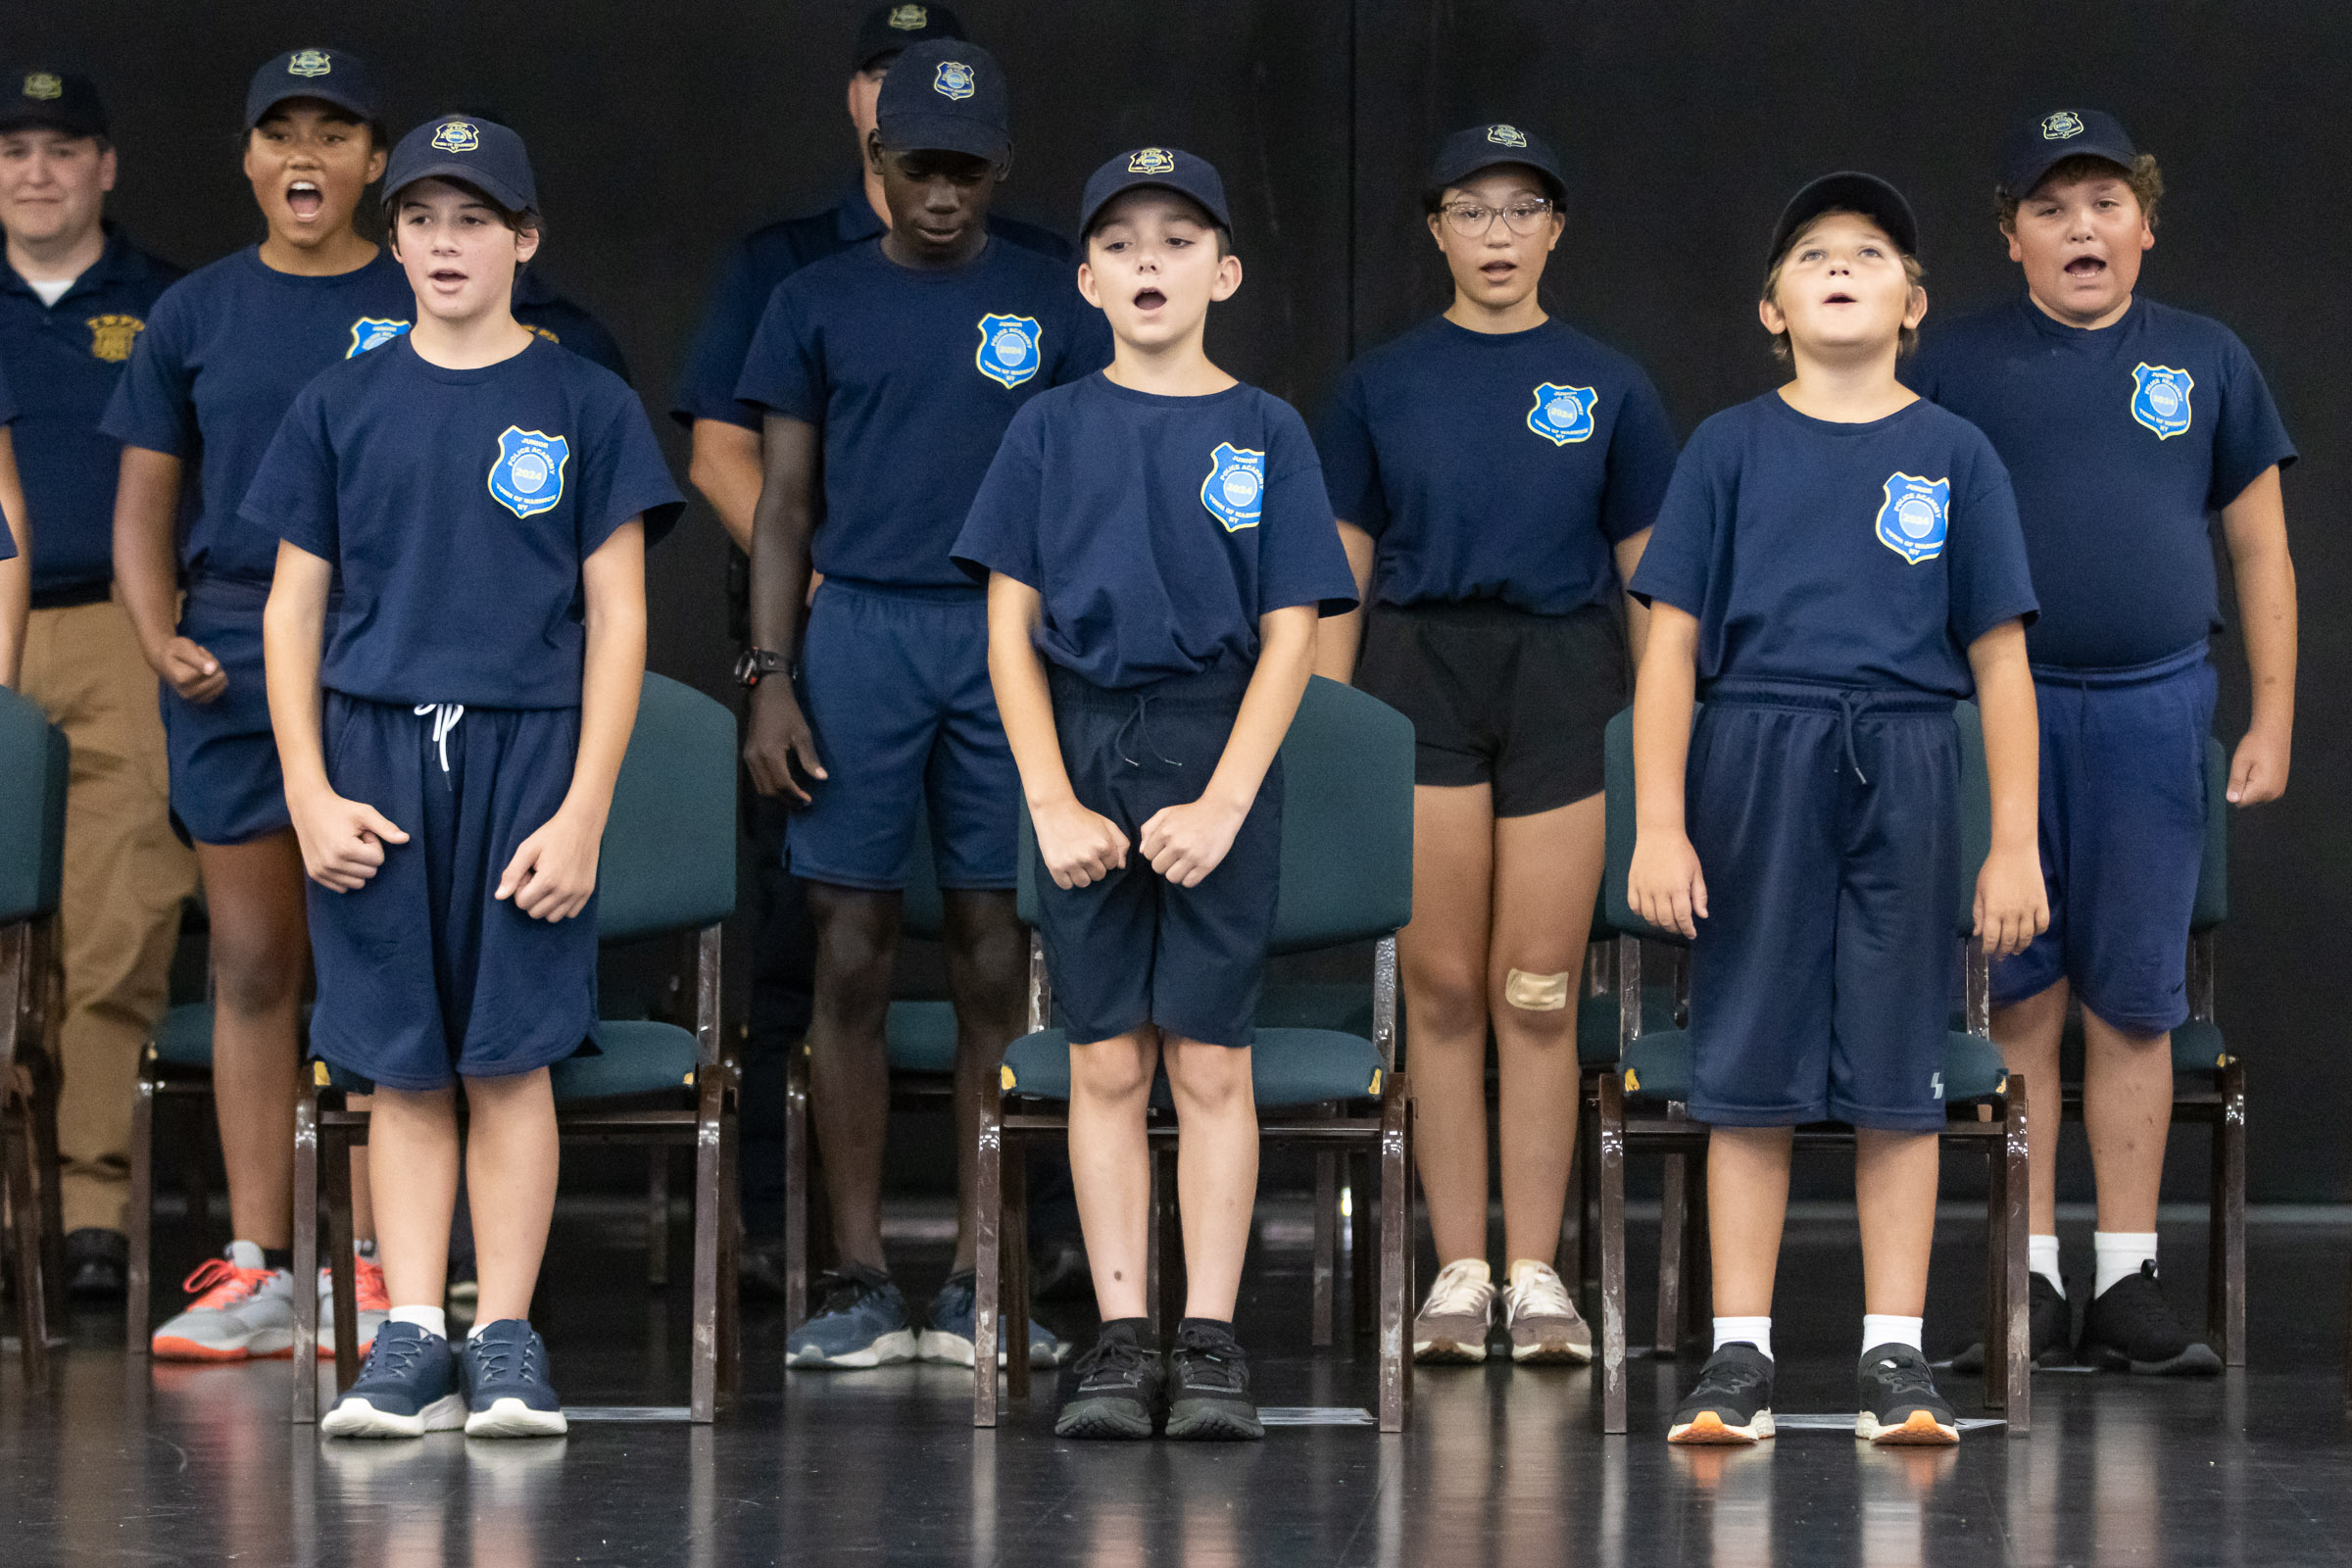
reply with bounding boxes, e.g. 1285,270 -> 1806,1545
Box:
1113,691 -> 1183,769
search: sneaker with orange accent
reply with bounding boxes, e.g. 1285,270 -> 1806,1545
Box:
1854,1343 -> 1960,1445
1668,1344 -> 1776,1444
319,1250 -> 392,1358
150,1242 -> 297,1361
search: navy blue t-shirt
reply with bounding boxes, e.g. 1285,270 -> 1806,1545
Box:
1907,294 -> 2296,670
672,184 -> 1072,431
102,246 -> 415,584
736,237 -> 1110,591
953,374 -> 1357,689
0,226 -> 184,597
1317,316 -> 1680,614
513,267 -> 632,383
1631,393 -> 2037,699
241,335 -> 682,709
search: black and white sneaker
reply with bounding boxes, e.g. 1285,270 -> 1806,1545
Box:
1668,1344 -> 1775,1445
1054,1321 -> 1163,1440
2077,1260 -> 2222,1376
1856,1344 -> 1960,1445
1163,1320 -> 1263,1442
1950,1273 -> 2075,1372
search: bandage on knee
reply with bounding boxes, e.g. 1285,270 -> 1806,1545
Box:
1503,968 -> 1571,1011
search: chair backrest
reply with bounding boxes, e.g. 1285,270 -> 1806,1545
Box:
0,687 -> 69,926
1016,675 -> 1414,955
2192,735 -> 2227,932
597,673 -> 738,943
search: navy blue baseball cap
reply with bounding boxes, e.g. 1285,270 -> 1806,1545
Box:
1078,147 -> 1232,239
0,68 -> 107,138
1767,171 -> 1918,266
245,47 -> 377,130
853,3 -> 966,73
1428,122 -> 1565,198
2001,108 -> 2138,198
383,116 -> 538,218
874,38 -> 1009,164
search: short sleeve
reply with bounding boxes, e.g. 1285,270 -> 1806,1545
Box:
670,242 -> 770,430
1312,369 -> 1386,535
952,404 -> 1046,588
1257,403 -> 1356,617
577,375 -> 687,556
2208,332 -> 2297,511
237,384 -> 341,564
1945,437 -> 2039,648
1626,430 -> 1721,616
732,283 -> 826,423
1599,372 -> 1680,544
101,286 -> 196,456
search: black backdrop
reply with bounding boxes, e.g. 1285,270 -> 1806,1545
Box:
8,2 -> 2344,1199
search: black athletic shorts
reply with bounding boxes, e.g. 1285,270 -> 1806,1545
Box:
1355,599 -> 1624,817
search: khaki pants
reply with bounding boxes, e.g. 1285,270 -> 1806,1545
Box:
21,596 -> 197,1234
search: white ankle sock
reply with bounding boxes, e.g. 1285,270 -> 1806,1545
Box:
1713,1316 -> 1772,1359
2093,1232 -> 2157,1298
387,1305 -> 447,1341
2030,1235 -> 2066,1298
1862,1313 -> 1924,1352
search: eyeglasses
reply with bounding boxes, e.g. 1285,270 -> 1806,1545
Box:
1440,197 -> 1556,237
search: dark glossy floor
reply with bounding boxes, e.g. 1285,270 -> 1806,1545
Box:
5,1200 -> 2349,1566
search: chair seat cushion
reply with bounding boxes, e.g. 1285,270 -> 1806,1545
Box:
1003,1027 -> 1385,1110
558,1020 -> 700,1101
886,1000 -> 959,1075
1621,1029 -> 2007,1107
2060,1012 -> 2231,1076
1576,987 -> 1678,1068
151,1003 -> 216,1068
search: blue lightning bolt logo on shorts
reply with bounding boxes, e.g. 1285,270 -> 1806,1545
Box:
347,318 -> 411,357
1525,382 -> 1596,446
1875,472 -> 1949,564
974,314 -> 1042,388
2131,364 -> 2195,440
488,426 -> 571,519
1200,443 -> 1265,531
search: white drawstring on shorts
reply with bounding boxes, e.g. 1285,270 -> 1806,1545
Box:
414,703 -> 466,773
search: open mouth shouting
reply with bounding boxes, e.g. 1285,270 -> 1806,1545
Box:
2063,254 -> 2109,280
286,178 -> 324,221
1132,286 -> 1167,315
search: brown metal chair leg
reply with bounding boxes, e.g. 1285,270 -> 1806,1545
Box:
689,1069 -> 727,1424
1655,1151 -> 1686,1356
127,1068 -> 156,1354
1597,1072 -> 1628,1436
1312,1148 -> 1337,1348
1378,1074 -> 1413,1433
2002,1075 -> 2032,1435
2211,1059 -> 2247,1366
783,1043 -> 809,1329
27,1046 -> 67,1340
6,1084 -> 54,1394
647,1147 -> 671,1289
1349,1151 -> 1375,1339
1004,1151 -> 1032,1401
289,1086 -> 320,1424
717,1062 -> 743,1404
972,1092 -> 1004,1429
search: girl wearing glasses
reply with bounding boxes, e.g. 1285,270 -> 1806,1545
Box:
1314,122 -> 1679,1368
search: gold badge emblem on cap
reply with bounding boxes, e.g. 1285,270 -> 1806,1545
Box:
431,121 -> 480,154
288,49 -> 332,78
1128,147 -> 1177,175
888,4 -> 928,28
1486,123 -> 1528,147
23,72 -> 63,101
2041,110 -> 2084,140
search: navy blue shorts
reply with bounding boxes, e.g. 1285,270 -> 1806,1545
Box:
1991,645 -> 2214,1033
163,577 -> 296,846
787,581 -> 1018,891
1036,662 -> 1280,1051
306,694 -> 595,1092
1685,683 -> 1960,1133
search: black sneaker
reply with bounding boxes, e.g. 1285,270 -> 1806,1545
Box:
1163,1320 -> 1263,1442
65,1228 -> 128,1300
2077,1260 -> 2222,1376
1668,1344 -> 1775,1444
1054,1321 -> 1163,1440
1949,1273 -> 2074,1373
1857,1343 -> 1960,1445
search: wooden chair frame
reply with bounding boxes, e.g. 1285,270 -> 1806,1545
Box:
0,916 -> 67,1392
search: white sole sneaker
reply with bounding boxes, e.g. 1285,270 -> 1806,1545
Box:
320,1393 -> 466,1439
1510,1333 -> 1594,1365
465,1398 -> 569,1439
784,1327 -> 919,1369
918,1327 -> 1065,1368
1668,1408 -> 1776,1445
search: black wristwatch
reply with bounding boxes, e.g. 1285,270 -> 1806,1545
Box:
734,647 -> 793,689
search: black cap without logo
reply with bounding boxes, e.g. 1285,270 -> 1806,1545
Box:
1766,172 -> 1918,267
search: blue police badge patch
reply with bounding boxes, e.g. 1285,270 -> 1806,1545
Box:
1526,383 -> 1597,446
1200,443 -> 1266,532
974,314 -> 1043,389
346,318 -> 411,358
934,60 -> 975,100
2131,363 -> 2194,440
1875,472 -> 1950,564
431,121 -> 479,154
2040,110 -> 2084,140
488,426 -> 571,519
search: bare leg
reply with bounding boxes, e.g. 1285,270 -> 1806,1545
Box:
465,1069 -> 560,1325
1067,1027 -> 1158,1319
1855,1129 -> 1937,1318
2081,1007 -> 2173,1235
1164,1037 -> 1258,1321
941,888 -> 1026,1273
195,831 -> 310,1250
368,1085 -> 460,1308
1991,981 -> 2068,1236
1400,783 -> 1495,1266
1707,1127 -> 1793,1317
803,882 -> 902,1272
1489,794 -> 1605,1264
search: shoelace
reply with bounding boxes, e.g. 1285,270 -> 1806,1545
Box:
1422,1259 -> 1493,1318
1074,1335 -> 1152,1391
1508,1265 -> 1575,1321
470,1332 -> 540,1386
364,1327 -> 429,1381
179,1257 -> 270,1309
414,703 -> 466,773
1172,1327 -> 1249,1392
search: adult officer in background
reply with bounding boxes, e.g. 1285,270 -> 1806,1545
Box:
672,3 -> 1068,1291
0,66 -> 198,1298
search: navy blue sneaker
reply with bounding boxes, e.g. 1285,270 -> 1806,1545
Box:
458,1319 -> 567,1438
920,1270 -> 1070,1368
320,1322 -> 466,1439
786,1265 -> 917,1369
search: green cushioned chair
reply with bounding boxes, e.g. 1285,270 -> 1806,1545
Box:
291,673 -> 742,1424
1590,701 -> 2034,1437
0,687 -> 71,1392
973,675 -> 1419,1432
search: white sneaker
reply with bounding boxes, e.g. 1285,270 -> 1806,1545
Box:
1503,1258 -> 1592,1364
151,1242 -> 297,1361
1412,1258 -> 1495,1364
